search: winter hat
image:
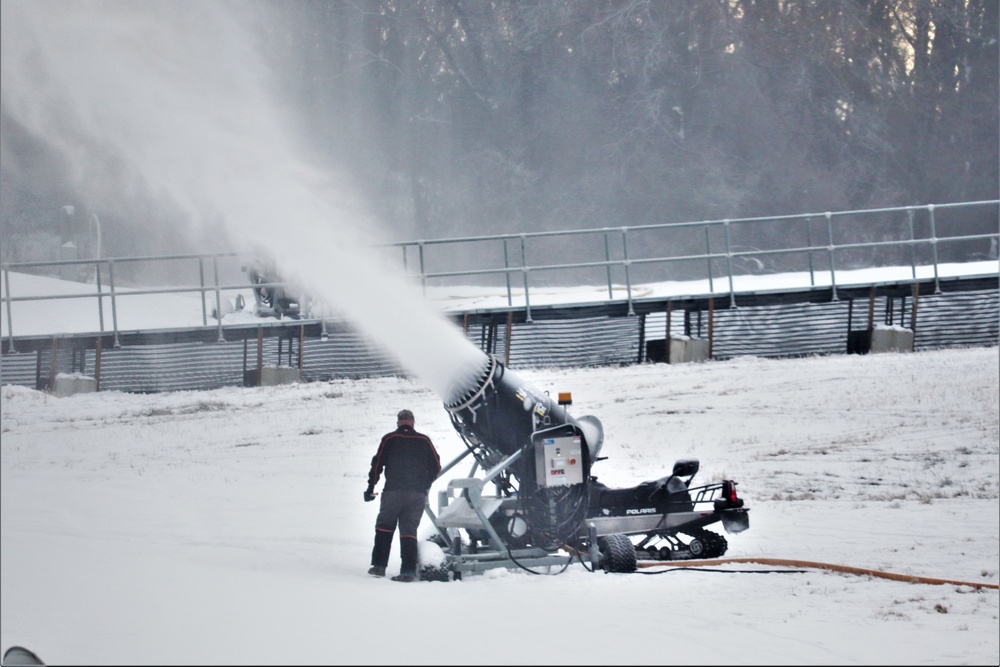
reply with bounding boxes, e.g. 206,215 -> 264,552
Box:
397,409 -> 414,422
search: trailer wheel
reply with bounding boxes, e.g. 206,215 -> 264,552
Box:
598,533 -> 637,573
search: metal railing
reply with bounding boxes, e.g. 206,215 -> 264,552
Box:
3,200 -> 998,352
1,252 -> 254,352
385,200 -> 999,321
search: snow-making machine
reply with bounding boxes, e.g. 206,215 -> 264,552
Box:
242,257 -> 303,319
421,354 -> 750,580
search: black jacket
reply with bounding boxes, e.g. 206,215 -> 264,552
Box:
367,425 -> 441,493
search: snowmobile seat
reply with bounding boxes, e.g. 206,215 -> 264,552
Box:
634,477 -> 669,503
588,480 -> 637,509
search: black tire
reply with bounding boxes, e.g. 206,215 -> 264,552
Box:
598,533 -> 637,573
419,563 -> 451,582
429,532 -> 466,554
419,536 -> 452,581
704,531 -> 728,558
686,529 -> 728,559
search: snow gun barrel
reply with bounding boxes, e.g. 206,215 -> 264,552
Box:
444,355 -> 603,489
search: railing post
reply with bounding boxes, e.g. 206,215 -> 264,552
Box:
522,267 -> 532,323
213,256 -> 225,343
199,257 -> 208,326
3,266 -> 15,353
604,232 -> 613,299
927,204 -> 941,294
806,217 -> 815,286
637,312 -> 646,363
418,241 -> 427,298
298,323 -> 305,382
503,238 -> 513,307
108,259 -> 121,347
704,226 -> 714,294
826,212 -> 838,301
708,297 -> 715,359
723,220 -> 736,309
622,227 -> 634,316
906,208 -> 917,279
665,301 -> 672,364
520,235 -> 532,323
866,286 -> 876,349
256,326 -> 263,386
49,337 -> 59,390
504,312 -> 513,366
95,262 -> 105,332
95,335 -> 103,391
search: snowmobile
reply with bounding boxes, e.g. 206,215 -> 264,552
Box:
585,458 -> 748,562
421,354 -> 750,580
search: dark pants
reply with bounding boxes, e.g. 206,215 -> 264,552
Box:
371,489 -> 426,574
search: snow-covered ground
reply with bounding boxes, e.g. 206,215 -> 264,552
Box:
1,0 -> 996,660
2,338 -> 998,664
2,251 -> 998,666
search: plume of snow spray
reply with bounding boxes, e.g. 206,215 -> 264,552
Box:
0,0 -> 489,404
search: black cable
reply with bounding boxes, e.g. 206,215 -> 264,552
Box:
505,544 -> 573,575
574,547 -> 596,573
499,487 -> 576,576
505,498 -> 573,576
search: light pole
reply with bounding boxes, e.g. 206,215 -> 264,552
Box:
60,205 -> 77,281
90,212 -> 102,261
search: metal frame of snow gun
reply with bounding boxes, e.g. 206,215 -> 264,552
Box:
424,445 -> 591,578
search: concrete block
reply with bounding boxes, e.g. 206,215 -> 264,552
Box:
870,325 -> 913,353
669,336 -> 710,363
259,366 -> 300,386
52,372 -> 97,397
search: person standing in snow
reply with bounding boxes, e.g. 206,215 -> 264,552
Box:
364,409 -> 441,582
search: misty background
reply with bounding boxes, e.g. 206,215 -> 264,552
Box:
1,0 -> 997,287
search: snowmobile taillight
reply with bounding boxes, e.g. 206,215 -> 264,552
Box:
715,482 -> 744,511
722,480 -> 739,504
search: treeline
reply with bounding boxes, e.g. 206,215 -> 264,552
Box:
269,0 -> 998,246
1,1 -> 995,272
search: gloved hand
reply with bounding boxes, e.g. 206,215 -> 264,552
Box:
363,487 -> 376,502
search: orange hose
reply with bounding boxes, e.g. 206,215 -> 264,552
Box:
637,557 -> 1000,590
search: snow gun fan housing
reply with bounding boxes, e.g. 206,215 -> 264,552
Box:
443,354 -> 604,547
444,354 -> 605,478
427,354 -> 750,580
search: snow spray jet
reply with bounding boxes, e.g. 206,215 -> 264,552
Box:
0,0 -> 489,404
